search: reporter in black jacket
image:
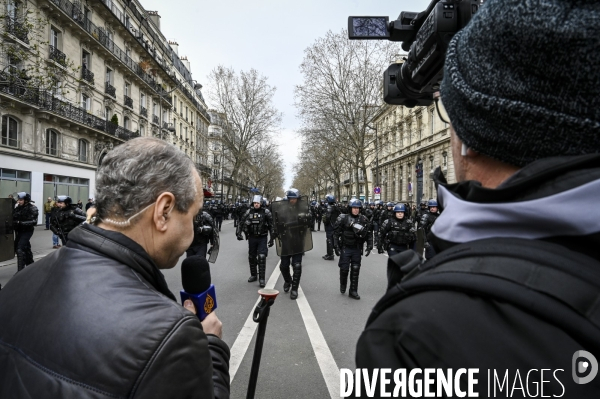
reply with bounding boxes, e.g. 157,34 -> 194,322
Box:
0,137 -> 230,398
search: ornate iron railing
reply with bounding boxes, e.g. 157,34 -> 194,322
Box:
4,16 -> 29,43
49,45 -> 67,66
105,82 -> 116,97
81,66 -> 94,83
124,95 -> 133,109
140,106 -> 147,117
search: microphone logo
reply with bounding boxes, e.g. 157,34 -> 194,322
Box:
204,293 -> 215,315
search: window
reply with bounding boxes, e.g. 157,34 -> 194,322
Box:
78,139 -> 88,162
105,107 -> 111,120
50,26 -> 60,49
184,126 -> 188,139
125,82 -> 130,97
81,93 -> 90,111
82,50 -> 90,69
105,67 -> 113,84
152,102 -> 157,116
46,129 -> 59,156
430,108 -> 435,135
430,156 -> 434,171
185,107 -> 188,119
124,116 -> 130,129
140,125 -> 145,136
140,92 -> 146,107
443,152 -> 448,167
1,116 -> 19,148
7,0 -> 19,20
173,96 -> 177,111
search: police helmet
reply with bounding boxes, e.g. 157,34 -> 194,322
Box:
369,201 -> 375,206
57,195 -> 72,205
386,202 -> 394,208
393,203 -> 406,213
348,199 -> 362,208
285,188 -> 300,199
17,192 -> 31,202
428,199 -> 438,208
326,194 -> 336,204
311,201 -> 316,206
252,195 -> 262,204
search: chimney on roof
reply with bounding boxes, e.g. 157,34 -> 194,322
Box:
147,11 -> 161,31
169,40 -> 179,56
180,56 -> 191,72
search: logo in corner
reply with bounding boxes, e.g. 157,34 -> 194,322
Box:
204,293 -> 215,315
573,350 -> 598,384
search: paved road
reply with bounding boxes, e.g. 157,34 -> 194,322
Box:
1,220 -> 391,398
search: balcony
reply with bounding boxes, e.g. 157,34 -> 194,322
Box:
343,179 -> 351,185
81,66 -> 94,83
4,16 -> 29,44
0,72 -> 139,142
104,82 -> 116,98
140,106 -> 148,118
124,95 -> 133,109
49,45 -> 67,66
152,115 -> 159,124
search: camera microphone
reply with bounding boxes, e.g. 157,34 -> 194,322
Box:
180,255 -> 217,321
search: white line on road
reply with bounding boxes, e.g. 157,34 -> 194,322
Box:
296,285 -> 341,399
229,261 -> 282,384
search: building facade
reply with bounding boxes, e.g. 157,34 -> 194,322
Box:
0,0 -> 211,223
371,102 -> 456,205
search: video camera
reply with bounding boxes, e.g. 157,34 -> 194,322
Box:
348,0 -> 483,107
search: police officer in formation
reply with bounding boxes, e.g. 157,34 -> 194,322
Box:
416,200 -> 429,225
237,195 -> 274,288
235,199 -> 249,228
379,201 -> 394,226
277,189 -> 306,300
316,200 -> 326,231
12,192 -> 39,272
49,195 -> 86,245
420,199 -> 440,259
211,200 -> 224,232
321,195 -> 341,261
310,201 -> 318,231
187,209 -> 217,259
378,203 -> 416,257
333,199 -> 373,300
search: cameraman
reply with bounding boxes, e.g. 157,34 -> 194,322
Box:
0,138 -> 230,398
356,0 -> 600,396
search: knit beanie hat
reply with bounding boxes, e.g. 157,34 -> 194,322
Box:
440,0 -> 600,167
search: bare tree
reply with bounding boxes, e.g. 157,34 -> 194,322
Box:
252,140 -> 285,200
207,66 -> 283,199
295,30 -> 400,199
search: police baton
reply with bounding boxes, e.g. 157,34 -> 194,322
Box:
246,288 -> 279,399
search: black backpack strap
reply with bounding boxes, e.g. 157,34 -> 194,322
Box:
367,238 -> 600,334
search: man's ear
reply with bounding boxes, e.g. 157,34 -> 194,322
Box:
153,192 -> 175,232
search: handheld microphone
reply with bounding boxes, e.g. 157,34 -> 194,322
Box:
180,255 -> 217,321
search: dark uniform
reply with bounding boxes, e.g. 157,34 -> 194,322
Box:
50,196 -> 86,245
186,211 -> 217,258
379,204 -> 416,257
12,193 -> 39,272
317,201 -> 326,231
378,202 -> 395,226
322,195 -> 341,260
421,199 -> 440,259
237,198 -> 274,288
212,201 -> 224,231
333,200 -> 373,300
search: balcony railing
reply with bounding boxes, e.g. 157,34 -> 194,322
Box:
4,16 -> 29,43
152,115 -> 159,124
0,73 -> 139,142
140,106 -> 147,117
49,45 -> 67,66
105,82 -> 116,97
124,95 -> 133,109
81,66 -> 94,83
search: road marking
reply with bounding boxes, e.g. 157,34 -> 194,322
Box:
229,261 -> 282,383
296,285 -> 341,399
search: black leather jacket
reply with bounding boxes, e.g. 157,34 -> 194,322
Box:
0,223 -> 230,399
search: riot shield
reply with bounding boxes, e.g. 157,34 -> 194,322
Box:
0,198 -> 15,262
208,229 -> 220,264
271,197 -> 313,256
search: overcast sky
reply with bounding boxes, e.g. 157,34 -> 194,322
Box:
140,0 -> 431,191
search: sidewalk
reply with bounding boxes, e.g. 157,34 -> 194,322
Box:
1,226 -> 58,288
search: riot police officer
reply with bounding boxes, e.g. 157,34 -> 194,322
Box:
378,203 -> 416,257
322,194 -> 341,261
13,192 -> 39,272
317,200 -> 326,231
379,201 -> 395,226
275,189 -> 308,300
50,195 -> 86,245
416,200 -> 428,226
187,210 -> 217,258
237,195 -> 275,288
333,199 -> 373,300
310,201 -> 318,231
421,199 -> 440,259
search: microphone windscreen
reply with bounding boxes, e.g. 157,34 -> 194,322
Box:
181,255 -> 211,294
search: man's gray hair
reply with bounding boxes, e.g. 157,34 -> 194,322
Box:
95,137 -> 198,223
